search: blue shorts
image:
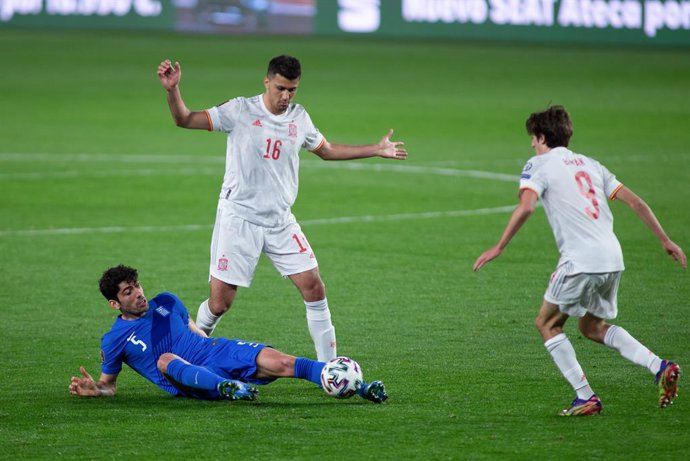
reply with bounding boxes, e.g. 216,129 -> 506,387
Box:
174,338 -> 276,400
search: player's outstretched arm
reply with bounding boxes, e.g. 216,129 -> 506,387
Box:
615,186 -> 687,269
157,59 -> 211,130
69,366 -> 117,397
312,129 -> 407,161
473,189 -> 538,272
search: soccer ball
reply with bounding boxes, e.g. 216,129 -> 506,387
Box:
320,356 -> 364,398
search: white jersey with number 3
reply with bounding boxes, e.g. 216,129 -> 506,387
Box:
519,147 -> 625,274
205,95 -> 325,227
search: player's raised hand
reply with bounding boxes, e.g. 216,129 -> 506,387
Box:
377,129 -> 407,160
472,246 -> 503,272
69,366 -> 99,397
663,240 -> 687,269
157,59 -> 181,91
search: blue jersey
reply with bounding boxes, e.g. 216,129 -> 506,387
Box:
100,292 -> 268,396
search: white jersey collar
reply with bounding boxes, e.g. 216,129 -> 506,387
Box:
259,93 -> 291,121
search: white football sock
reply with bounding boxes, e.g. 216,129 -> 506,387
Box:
544,333 -> 594,400
604,325 -> 662,375
196,299 -> 220,336
305,298 -> 336,362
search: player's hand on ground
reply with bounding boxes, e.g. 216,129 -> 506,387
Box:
157,59 -> 181,91
377,129 -> 407,160
473,246 -> 502,272
69,366 -> 99,397
663,240 -> 687,269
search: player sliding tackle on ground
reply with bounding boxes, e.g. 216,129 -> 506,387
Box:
69,265 -> 387,403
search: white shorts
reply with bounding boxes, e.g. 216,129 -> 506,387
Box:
544,263 -> 621,319
208,203 -> 318,287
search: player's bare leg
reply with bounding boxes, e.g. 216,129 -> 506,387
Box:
254,348 -> 297,380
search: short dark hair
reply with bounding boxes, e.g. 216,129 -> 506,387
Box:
267,55 -> 301,80
99,265 -> 138,301
525,105 -> 573,148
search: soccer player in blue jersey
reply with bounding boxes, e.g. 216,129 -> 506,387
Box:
69,265 -> 388,403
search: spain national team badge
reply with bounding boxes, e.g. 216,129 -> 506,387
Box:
218,256 -> 228,271
288,123 -> 298,137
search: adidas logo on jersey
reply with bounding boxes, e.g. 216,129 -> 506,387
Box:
252,119 -> 263,127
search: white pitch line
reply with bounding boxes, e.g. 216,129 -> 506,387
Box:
0,152 -> 518,182
0,153 -> 222,164
300,161 -> 518,182
0,168 -> 220,180
0,205 -> 515,238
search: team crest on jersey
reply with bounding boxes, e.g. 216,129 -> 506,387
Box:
288,123 -> 298,137
521,162 -> 533,179
218,256 -> 229,271
253,119 -> 263,127
155,306 -> 170,317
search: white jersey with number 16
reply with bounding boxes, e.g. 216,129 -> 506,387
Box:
206,95 -> 325,227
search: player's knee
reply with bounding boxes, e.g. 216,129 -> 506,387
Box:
534,314 -> 559,339
157,353 -> 176,373
534,314 -> 547,332
257,349 -> 295,377
303,278 -> 325,301
578,318 -> 605,342
276,354 -> 295,375
209,296 -> 233,315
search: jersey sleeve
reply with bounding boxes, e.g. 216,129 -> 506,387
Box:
301,111 -> 325,152
206,98 -> 242,133
100,335 -> 123,375
171,295 -> 190,324
600,162 -> 623,199
518,156 -> 546,197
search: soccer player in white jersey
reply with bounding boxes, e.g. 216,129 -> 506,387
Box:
473,105 -> 686,416
157,55 -> 407,362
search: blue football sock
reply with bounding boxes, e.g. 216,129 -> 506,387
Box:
294,357 -> 325,386
165,359 -> 224,391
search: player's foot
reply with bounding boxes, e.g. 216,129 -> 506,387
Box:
217,380 -> 258,401
656,360 -> 681,408
358,380 -> 388,404
560,395 -> 602,416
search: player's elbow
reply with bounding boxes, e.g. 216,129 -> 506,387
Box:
519,202 -> 536,217
628,196 -> 648,214
173,115 -> 191,128
312,142 -> 335,160
157,353 -> 177,374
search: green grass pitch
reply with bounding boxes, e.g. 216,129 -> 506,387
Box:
1,29 -> 689,459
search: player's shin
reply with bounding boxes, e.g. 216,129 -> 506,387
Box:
165,359 -> 223,391
196,299 -> 221,336
294,357 -> 326,386
604,325 -> 662,374
305,298 -> 336,362
545,333 -> 595,400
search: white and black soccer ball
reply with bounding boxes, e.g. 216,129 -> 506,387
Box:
320,356 -> 364,398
